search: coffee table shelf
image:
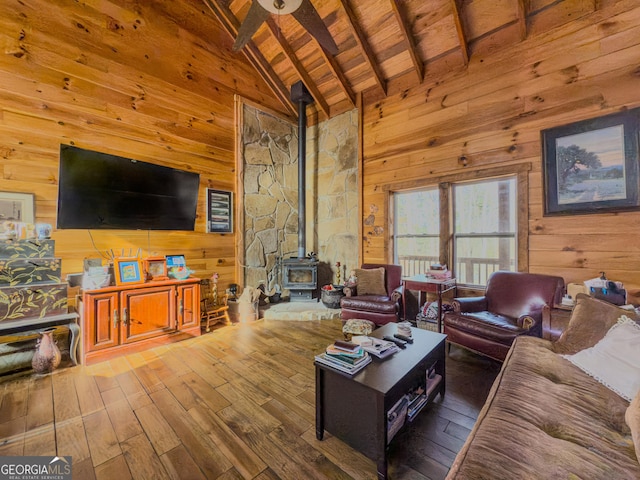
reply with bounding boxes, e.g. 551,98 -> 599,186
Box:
315,323 -> 446,480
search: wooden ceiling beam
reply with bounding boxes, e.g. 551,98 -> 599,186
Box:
318,46 -> 356,108
389,0 -> 423,83
338,0 -> 387,96
265,17 -> 331,118
451,0 -> 469,65
202,0 -> 297,117
516,0 -> 527,40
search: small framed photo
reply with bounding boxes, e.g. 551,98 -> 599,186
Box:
114,257 -> 144,285
0,192 -> 35,223
166,254 -> 189,280
144,256 -> 168,281
207,188 -> 233,233
542,107 -> 640,216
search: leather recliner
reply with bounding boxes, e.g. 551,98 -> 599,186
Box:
340,264 -> 403,326
443,271 -> 564,361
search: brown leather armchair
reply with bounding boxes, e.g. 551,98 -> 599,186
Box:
340,264 -> 403,326
443,271 -> 564,361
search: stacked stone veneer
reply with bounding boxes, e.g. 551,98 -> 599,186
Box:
307,110 -> 359,287
241,104 -> 359,294
242,105 -> 298,291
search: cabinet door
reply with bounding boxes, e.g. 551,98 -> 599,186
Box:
177,283 -> 200,329
120,286 -> 175,344
84,292 -> 120,352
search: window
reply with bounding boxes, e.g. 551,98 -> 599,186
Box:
393,189 -> 440,276
453,177 -> 517,286
391,168 -> 524,287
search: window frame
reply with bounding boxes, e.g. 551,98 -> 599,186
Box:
386,164 -> 530,288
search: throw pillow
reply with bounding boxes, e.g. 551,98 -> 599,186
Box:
354,267 -> 387,296
554,293 -> 639,355
563,315 -> 640,401
625,391 -> 640,461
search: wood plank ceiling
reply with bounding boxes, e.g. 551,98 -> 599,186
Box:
200,0 -> 598,121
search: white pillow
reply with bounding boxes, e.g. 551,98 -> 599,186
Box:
563,315 -> 640,401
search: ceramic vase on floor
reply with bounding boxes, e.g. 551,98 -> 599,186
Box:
32,327 -> 61,374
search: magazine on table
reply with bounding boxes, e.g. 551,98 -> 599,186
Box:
350,336 -> 399,359
315,352 -> 372,375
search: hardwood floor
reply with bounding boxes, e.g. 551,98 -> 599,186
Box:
0,319 -> 500,480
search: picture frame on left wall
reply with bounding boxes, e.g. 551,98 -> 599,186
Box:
207,188 -> 233,233
0,192 -> 35,223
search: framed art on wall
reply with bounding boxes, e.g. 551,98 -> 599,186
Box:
542,107 -> 640,216
0,192 -> 35,223
207,188 -> 233,233
114,257 -> 144,285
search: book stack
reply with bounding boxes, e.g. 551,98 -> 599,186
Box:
428,263 -> 452,280
315,340 -> 371,375
351,336 -> 400,359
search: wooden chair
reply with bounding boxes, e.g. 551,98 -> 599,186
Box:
200,279 -> 230,332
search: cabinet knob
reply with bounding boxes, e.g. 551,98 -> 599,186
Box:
123,307 -> 128,325
179,299 -> 183,315
113,310 -> 119,329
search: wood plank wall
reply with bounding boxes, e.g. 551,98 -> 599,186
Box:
360,1 -> 640,291
0,0 -> 283,293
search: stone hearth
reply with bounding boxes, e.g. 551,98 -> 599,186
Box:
261,302 -> 341,321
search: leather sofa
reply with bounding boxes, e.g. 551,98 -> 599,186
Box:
447,294 -> 640,479
443,271 -> 564,361
340,264 -> 403,326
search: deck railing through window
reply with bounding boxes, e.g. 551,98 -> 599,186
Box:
398,255 -> 514,286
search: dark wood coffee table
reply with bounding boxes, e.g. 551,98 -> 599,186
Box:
315,323 -> 446,479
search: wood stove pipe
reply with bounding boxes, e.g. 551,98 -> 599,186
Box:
290,81 -> 314,258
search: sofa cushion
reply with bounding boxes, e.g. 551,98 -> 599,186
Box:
626,392 -> 640,462
354,267 -> 386,296
554,293 -> 639,355
447,336 -> 639,479
563,315 -> 640,401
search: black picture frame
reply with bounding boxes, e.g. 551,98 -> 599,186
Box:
207,188 -> 233,233
542,107 -> 640,216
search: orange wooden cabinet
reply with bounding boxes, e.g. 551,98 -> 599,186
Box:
80,278 -> 200,365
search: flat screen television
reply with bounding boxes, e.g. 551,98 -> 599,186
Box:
57,145 -> 200,230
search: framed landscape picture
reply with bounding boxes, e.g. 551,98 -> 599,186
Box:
207,188 -> 233,233
542,108 -> 640,216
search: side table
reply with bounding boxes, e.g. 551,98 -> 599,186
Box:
402,274 -> 457,332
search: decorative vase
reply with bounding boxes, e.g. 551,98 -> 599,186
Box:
321,285 -> 345,309
32,327 -> 61,374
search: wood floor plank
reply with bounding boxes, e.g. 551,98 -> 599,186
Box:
159,444 -> 207,480
134,402 -> 180,455
94,454 -> 132,480
74,374 -> 104,417
0,376 -> 31,421
84,409 -> 122,467
52,368 -> 81,422
188,404 -> 267,479
105,397 -> 144,443
115,371 -> 152,411
23,422 -> 55,456
150,388 -> 232,479
0,416 -> 25,456
121,433 -> 171,480
179,371 -> 231,412
55,415 -> 90,462
26,375 -> 54,431
72,457 -> 97,480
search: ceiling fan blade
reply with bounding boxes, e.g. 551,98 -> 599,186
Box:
291,0 -> 338,55
233,1 -> 271,51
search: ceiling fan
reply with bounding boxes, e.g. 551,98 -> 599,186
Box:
233,0 -> 338,55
